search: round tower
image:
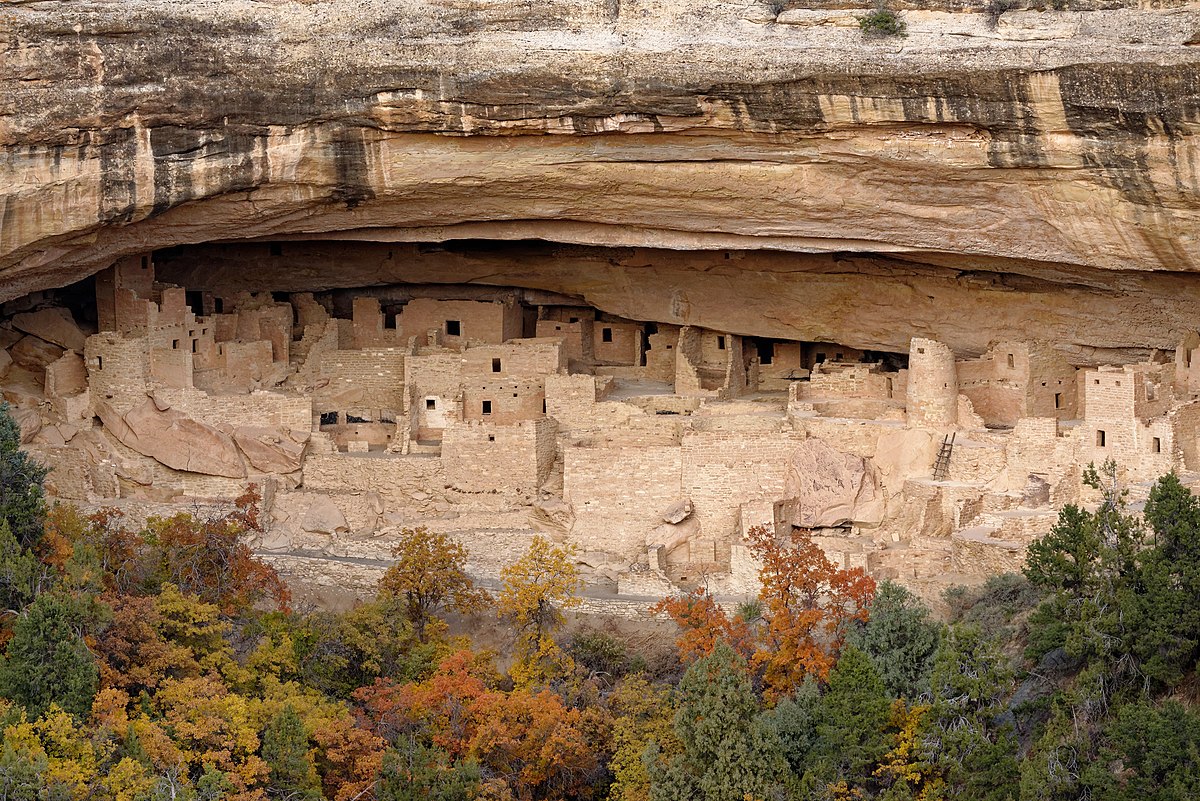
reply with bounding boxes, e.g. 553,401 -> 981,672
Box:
906,337 -> 958,428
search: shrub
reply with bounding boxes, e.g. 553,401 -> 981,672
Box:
859,6 -> 907,37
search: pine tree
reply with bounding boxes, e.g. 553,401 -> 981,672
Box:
811,645 -> 892,790
0,519 -> 43,613
0,591 -> 100,717
0,402 -> 47,549
377,743 -> 480,801
262,705 -> 321,799
648,641 -> 786,801
845,581 -> 941,700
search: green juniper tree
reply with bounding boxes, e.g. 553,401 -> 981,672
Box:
0,402 -> 47,550
647,641 -> 786,801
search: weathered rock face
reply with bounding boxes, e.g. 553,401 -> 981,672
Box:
2,0 -> 1199,359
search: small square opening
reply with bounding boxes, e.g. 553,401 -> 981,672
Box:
482,400 -> 492,415
171,339 -> 180,350
1096,429 -> 1106,447
445,320 -> 461,336
602,327 -> 613,343
492,358 -> 502,373
815,353 -> 826,364
1094,379 -> 1100,385
425,398 -> 436,410
488,435 -> 495,442
917,347 -> 925,354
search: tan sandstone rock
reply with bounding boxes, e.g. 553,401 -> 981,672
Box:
11,308 -> 86,352
233,427 -> 307,474
784,439 -> 885,528
96,399 -> 246,478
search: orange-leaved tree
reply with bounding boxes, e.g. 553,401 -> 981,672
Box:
747,525 -> 875,701
356,649 -> 606,801
145,485 -> 290,614
377,527 -> 490,641
497,536 -> 581,688
650,587 -> 754,664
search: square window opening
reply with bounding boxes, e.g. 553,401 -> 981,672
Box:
603,327 -> 613,343
425,398 -> 436,410
171,339 -> 180,350
445,320 -> 461,336
492,358 -> 502,373
488,435 -> 495,442
482,400 -> 492,415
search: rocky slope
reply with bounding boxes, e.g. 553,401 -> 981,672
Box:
2,0 -> 1200,353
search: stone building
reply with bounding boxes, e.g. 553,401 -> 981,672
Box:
10,254 -> 1200,609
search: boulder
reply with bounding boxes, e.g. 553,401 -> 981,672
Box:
11,308 -> 86,352
661,497 -> 694,524
784,439 -> 885,529
0,349 -> 11,378
9,335 -> 63,371
10,406 -> 42,443
647,515 -> 701,555
96,399 -> 246,477
302,496 -> 348,535
233,426 -> 307,473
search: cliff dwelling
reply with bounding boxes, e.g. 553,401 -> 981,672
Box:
4,234 -> 1200,608
3,0 -> 1200,610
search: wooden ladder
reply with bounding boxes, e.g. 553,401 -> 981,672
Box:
933,432 -> 955,480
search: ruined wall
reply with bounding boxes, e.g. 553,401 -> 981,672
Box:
400,298 -> 521,345
462,379 -> 546,424
681,430 -> 806,552
313,348 -> 406,412
564,443 -> 683,558
442,418 -> 556,494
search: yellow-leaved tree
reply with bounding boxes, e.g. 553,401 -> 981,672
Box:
377,527 -> 490,641
497,536 -> 581,688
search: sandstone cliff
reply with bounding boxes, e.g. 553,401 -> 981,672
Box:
2,0 -> 1200,354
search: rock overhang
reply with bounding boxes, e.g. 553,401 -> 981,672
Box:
2,0 -> 1199,357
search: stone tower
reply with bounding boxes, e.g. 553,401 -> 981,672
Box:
906,337 -> 958,428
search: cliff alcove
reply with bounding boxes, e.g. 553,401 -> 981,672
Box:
2,0 -> 1199,603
